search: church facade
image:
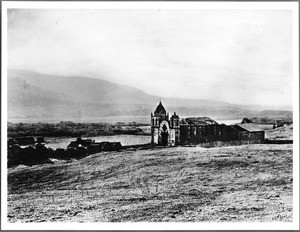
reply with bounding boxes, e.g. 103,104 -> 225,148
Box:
150,101 -> 180,146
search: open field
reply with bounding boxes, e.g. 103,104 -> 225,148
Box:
265,124 -> 293,141
8,144 -> 292,222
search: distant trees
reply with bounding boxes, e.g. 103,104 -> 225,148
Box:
7,121 -> 149,138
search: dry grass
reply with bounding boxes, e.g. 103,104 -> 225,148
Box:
8,144 -> 293,222
265,124 -> 293,140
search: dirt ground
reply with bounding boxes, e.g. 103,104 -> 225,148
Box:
7,143 -> 292,222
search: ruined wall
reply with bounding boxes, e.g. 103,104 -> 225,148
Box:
179,124 -> 264,145
170,128 -> 176,146
180,124 -> 232,144
237,131 -> 265,141
175,128 -> 180,145
151,127 -> 159,145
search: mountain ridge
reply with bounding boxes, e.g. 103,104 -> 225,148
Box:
7,69 -> 292,122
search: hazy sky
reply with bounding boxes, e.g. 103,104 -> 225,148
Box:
7,9 -> 293,106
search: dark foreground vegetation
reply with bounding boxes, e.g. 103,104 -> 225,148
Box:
8,137 -> 151,168
7,121 -> 150,138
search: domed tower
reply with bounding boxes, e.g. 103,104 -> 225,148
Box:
151,101 -> 169,145
170,112 -> 180,146
154,101 -> 168,118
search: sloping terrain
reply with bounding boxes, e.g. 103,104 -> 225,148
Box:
7,77 -> 72,107
7,69 -> 157,119
8,69 -> 158,105
8,144 -> 292,222
265,124 -> 293,140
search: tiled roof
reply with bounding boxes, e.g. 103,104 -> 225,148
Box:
183,117 -> 218,126
235,123 -> 264,132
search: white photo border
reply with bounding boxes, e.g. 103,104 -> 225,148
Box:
1,1 -> 299,230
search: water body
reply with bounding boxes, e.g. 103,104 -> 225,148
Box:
8,116 -> 150,124
8,116 -> 242,125
45,134 -> 151,149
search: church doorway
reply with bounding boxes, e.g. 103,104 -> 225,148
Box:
161,124 -> 169,146
161,131 -> 168,146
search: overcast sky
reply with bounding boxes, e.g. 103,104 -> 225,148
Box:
7,9 -> 293,106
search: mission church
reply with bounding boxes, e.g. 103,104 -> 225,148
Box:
151,101 -> 265,146
151,101 -> 180,146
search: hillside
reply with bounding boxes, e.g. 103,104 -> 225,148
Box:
8,69 -> 158,105
7,69 -> 157,119
265,124 -> 293,141
8,77 -> 73,107
7,69 -> 293,122
8,144 -> 292,222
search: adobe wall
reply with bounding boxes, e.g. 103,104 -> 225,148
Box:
237,131 -> 265,141
170,128 -> 176,146
151,127 -> 159,144
179,124 -> 264,145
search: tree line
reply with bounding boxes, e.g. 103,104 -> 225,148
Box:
7,121 -> 149,138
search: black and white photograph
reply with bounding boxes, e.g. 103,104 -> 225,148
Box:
1,1 -> 299,230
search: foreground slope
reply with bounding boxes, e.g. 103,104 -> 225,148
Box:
8,144 -> 292,222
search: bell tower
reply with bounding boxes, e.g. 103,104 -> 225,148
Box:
170,112 -> 180,146
151,101 -> 169,145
